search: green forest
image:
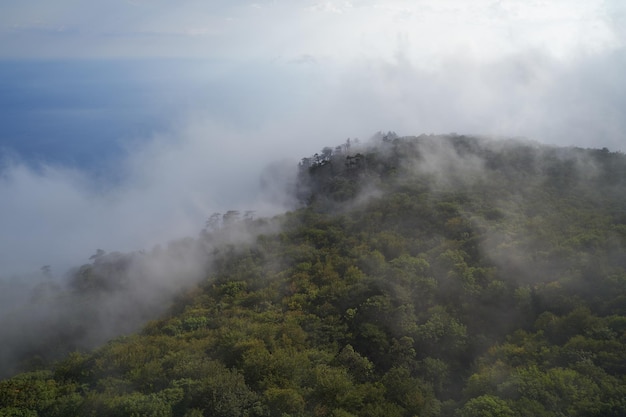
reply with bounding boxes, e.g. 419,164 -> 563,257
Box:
1,134 -> 626,416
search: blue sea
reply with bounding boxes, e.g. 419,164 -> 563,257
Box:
0,58 -> 289,177
0,61 -> 170,171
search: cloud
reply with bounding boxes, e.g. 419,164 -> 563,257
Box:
1,61 -> 625,282
1,0 -> 625,275
311,44 -> 626,151
307,1 -> 354,14
290,54 -> 318,65
0,118 -> 299,278
2,0 -> 616,61
0,0 -> 624,378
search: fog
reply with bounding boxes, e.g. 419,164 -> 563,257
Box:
3,52 -> 625,275
0,0 -> 625,376
2,0 -> 625,274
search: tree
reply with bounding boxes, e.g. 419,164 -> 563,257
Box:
458,395 -> 514,417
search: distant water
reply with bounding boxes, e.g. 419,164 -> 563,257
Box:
0,60 -> 200,175
0,58 -> 320,179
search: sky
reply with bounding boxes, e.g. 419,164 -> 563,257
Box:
1,0 -> 625,277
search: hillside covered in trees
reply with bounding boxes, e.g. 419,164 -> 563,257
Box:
1,134 -> 626,417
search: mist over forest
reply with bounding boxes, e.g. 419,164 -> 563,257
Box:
1,133 -> 626,416
1,1 -> 626,416
2,1 -> 626,281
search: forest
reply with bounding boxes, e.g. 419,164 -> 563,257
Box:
1,133 -> 626,417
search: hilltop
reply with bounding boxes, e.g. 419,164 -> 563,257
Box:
1,134 -> 626,417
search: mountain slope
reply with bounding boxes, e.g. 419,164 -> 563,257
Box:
1,134 -> 626,417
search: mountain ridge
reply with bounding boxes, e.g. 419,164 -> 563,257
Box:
1,133 -> 625,417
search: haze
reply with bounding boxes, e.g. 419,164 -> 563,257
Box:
1,0 -> 625,277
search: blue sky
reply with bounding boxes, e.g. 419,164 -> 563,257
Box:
1,0 -> 625,276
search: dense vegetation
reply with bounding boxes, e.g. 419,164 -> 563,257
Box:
1,134 -> 626,416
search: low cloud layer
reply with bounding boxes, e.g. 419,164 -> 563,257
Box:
2,61 -> 626,277
0,1 -> 624,299
0,120 -> 301,277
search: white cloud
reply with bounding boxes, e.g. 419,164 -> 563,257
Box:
0,114 -> 314,277
0,0 -> 625,278
2,0 -> 626,378
307,1 -> 354,14
0,0 -> 619,61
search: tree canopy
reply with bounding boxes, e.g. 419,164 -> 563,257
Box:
2,134 -> 626,416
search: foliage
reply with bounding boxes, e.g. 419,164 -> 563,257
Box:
2,134 -> 626,416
